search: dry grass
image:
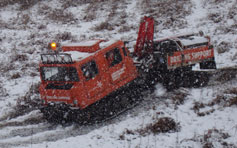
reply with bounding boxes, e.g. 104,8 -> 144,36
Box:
216,70 -> 236,82
55,32 -> 74,41
224,88 -> 237,95
12,83 -> 41,119
208,12 -> 223,23
227,97 -> 237,107
202,129 -> 231,148
0,83 -> 41,122
227,1 -> 237,21
139,0 -> 192,29
216,41 -> 231,54
83,1 -> 101,22
120,117 -> 180,138
192,86 -> 237,116
0,0 -> 41,9
47,8 -> 76,24
94,21 -> 114,31
145,117 -> 180,134
172,91 -> 188,106
0,85 -> 8,97
11,73 -> 21,79
192,102 -> 205,113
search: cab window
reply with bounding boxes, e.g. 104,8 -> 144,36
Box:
81,60 -> 98,81
105,48 -> 122,67
160,40 -> 179,53
122,47 -> 127,56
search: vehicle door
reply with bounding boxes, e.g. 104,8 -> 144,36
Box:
105,47 -> 127,84
81,60 -> 104,99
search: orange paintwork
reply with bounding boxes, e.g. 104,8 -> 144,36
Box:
39,40 -> 138,109
62,40 -> 104,53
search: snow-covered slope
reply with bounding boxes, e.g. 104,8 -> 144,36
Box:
0,0 -> 237,147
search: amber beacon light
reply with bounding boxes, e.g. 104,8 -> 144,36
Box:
50,42 -> 57,50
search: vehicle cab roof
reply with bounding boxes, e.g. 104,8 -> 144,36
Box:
62,39 -> 120,62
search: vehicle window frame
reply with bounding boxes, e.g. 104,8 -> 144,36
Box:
122,47 -> 127,56
40,66 -> 79,82
81,60 -> 99,81
105,47 -> 123,67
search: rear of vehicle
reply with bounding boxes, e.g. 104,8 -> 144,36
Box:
154,33 -> 216,70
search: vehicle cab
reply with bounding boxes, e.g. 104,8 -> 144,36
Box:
39,40 -> 138,109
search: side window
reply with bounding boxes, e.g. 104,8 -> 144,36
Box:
81,60 -> 98,81
160,40 -> 178,53
106,48 -> 122,67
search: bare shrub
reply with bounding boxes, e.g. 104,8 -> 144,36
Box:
11,73 -> 21,79
139,0 -> 191,29
227,97 -> 237,107
83,2 -> 100,22
148,117 -> 180,134
137,117 -> 180,136
47,9 -> 76,24
208,95 -> 226,106
224,88 -> 237,95
0,0 -> 16,8
55,32 -> 73,41
37,24 -> 46,30
12,54 -> 28,62
192,102 -> 205,113
232,53 -> 237,61
172,91 -> 188,106
37,4 -> 51,15
216,70 -> 236,82
121,117 -> 180,138
183,128 -> 234,147
0,86 -> 8,97
197,109 -> 215,117
118,26 -> 131,33
10,83 -> 41,119
0,19 -> 8,29
0,0 -> 41,9
228,2 -> 237,21
216,41 -> 231,54
208,13 -> 223,23
61,0 -> 90,9
18,0 -> 41,10
94,21 -> 114,31
0,63 -> 16,74
202,129 -> 231,148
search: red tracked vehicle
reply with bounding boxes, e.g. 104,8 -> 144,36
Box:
39,16 -> 216,123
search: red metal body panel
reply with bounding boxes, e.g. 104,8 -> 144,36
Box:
39,40 -> 138,109
62,40 -> 104,53
167,46 -> 215,69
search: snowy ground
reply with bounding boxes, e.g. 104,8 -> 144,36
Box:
0,0 -> 237,148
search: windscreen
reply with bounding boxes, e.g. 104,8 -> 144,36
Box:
40,67 -> 79,82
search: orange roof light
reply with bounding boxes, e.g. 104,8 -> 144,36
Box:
51,42 -> 57,50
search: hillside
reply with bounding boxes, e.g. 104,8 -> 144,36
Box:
0,0 -> 237,147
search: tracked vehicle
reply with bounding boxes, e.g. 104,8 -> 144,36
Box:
39,16 -> 216,123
